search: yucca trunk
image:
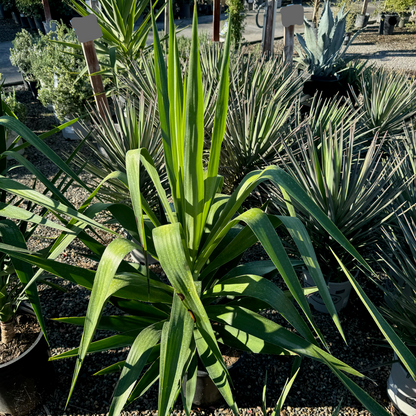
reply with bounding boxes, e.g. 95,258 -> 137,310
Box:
1,318 -> 15,344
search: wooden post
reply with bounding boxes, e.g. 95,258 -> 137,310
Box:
262,0 -> 275,56
42,0 -> 52,24
213,0 -> 220,41
81,40 -> 110,120
283,24 -> 294,69
312,0 -> 319,24
361,0 -> 369,16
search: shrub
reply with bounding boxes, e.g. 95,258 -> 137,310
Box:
32,22 -> 93,121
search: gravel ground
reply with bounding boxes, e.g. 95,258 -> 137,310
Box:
3,23 -> 415,416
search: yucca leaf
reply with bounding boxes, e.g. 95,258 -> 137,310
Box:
66,238 -> 139,407
109,325 -> 162,416
158,292 -> 194,416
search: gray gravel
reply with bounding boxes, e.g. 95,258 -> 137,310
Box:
3,35 -> 411,414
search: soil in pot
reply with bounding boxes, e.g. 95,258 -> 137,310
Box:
0,313 -> 40,364
0,306 -> 56,416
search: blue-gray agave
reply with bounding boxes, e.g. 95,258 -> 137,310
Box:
296,1 -> 360,77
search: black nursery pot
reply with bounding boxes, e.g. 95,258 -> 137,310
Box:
303,75 -> 349,100
0,307 -> 56,416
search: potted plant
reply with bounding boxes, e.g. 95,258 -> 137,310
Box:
0,4 -> 416,415
377,213 -> 416,416
296,1 -> 361,100
384,0 -> 415,28
0,94 -> 57,416
31,22 -> 93,130
9,29 -> 40,97
267,122 -> 405,313
354,67 -> 416,137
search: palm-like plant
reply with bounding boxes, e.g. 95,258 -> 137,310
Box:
71,95 -> 165,206
355,67 -> 416,137
268,124 -> 405,282
219,55 -> 303,191
378,213 -> 416,349
0,5 -> 415,416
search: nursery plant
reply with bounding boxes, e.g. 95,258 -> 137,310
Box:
65,0 -> 166,76
378,213 -> 416,350
71,94 -> 165,206
32,22 -> 93,121
9,29 -> 38,81
295,1 -> 359,78
354,67 -> 416,137
219,54 -> 303,191
268,123 -> 405,283
0,4 -> 416,416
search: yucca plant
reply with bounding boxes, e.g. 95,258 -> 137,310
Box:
268,124 -> 405,282
71,95 -> 165,206
0,95 -> 83,345
219,55 -> 303,191
354,67 -> 416,137
388,125 -> 416,223
296,93 -> 360,139
377,213 -> 416,350
0,3 -> 415,416
295,0 -> 359,78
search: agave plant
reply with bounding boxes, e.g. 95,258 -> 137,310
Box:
354,67 -> 416,137
0,4 -> 415,416
268,124 -> 405,282
295,0 -> 359,77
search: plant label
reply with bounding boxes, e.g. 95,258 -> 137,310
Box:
281,4 -> 304,27
71,14 -> 102,43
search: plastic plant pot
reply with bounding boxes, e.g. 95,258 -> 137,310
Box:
388,354 -> 416,416
0,304 -> 56,416
303,270 -> 353,314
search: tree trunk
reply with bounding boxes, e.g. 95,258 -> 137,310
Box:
1,319 -> 15,344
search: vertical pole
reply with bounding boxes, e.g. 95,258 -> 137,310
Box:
361,0 -> 369,16
312,0 -> 319,24
262,0 -> 275,56
213,0 -> 220,41
283,24 -> 294,69
42,0 -> 52,24
81,40 -> 110,120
